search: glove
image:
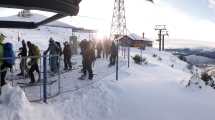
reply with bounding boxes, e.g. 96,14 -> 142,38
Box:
27,61 -> 32,66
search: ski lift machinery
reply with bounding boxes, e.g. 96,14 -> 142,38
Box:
0,0 -> 82,28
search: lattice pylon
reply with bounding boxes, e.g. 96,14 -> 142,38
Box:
110,0 -> 127,40
109,0 -> 128,80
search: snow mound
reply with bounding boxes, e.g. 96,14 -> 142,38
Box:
0,84 -> 31,120
0,84 -> 63,120
53,81 -> 119,120
0,84 -> 30,108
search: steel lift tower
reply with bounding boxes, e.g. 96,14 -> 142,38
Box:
110,0 -> 154,80
155,25 -> 167,51
110,0 -> 128,80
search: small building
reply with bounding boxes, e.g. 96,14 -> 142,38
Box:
119,33 -> 153,48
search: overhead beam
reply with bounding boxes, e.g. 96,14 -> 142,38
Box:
36,14 -> 66,27
0,14 -> 66,29
0,21 -> 36,29
0,0 -> 82,28
0,0 -> 81,16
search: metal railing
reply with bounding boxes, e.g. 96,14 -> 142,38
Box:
0,48 -> 129,103
0,54 -> 62,102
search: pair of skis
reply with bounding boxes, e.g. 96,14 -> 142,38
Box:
17,80 -> 57,88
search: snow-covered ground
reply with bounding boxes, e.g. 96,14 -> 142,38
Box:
1,48 -> 215,120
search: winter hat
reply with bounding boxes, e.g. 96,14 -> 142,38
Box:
0,33 -> 6,43
49,38 -> 54,43
0,33 -> 6,38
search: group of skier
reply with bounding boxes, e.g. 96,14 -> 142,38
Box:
0,36 -> 73,86
95,39 -> 117,66
78,39 -> 117,80
0,33 -> 118,87
16,40 -> 41,84
18,38 -> 73,83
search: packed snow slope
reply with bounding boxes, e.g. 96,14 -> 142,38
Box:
1,48 -> 215,120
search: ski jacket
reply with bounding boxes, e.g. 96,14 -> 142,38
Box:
56,42 -> 62,56
28,44 -> 40,65
63,44 -> 72,58
111,42 -> 117,56
79,40 -> 88,55
83,44 -> 95,63
18,43 -> 27,57
0,43 -> 3,66
45,42 -> 59,56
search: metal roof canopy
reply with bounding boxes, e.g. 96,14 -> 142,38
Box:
73,28 -> 97,33
0,0 -> 81,29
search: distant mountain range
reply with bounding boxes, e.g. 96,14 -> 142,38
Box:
154,39 -> 215,49
167,48 -> 215,59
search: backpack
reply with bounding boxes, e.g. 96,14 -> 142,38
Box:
3,42 -> 15,65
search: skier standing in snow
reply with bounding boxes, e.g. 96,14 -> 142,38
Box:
103,39 -> 111,59
79,39 -> 88,73
109,41 -> 117,67
63,41 -> 72,70
96,40 -> 103,58
55,41 -> 62,69
0,34 -> 15,86
56,41 -> 62,56
17,40 -> 27,76
89,40 -> 96,66
80,41 -> 94,80
27,41 -> 40,83
44,38 -> 59,74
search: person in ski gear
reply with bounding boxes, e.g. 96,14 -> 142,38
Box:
79,39 -> 88,55
0,34 -> 15,87
0,33 -> 5,67
103,39 -> 111,59
56,41 -> 62,56
63,41 -> 72,70
17,40 -> 27,76
27,41 -> 40,83
0,33 -> 5,87
89,40 -> 96,67
96,40 -> 103,58
81,41 -> 95,80
79,39 -> 88,73
109,41 -> 117,66
44,38 -> 59,73
55,41 -> 62,69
